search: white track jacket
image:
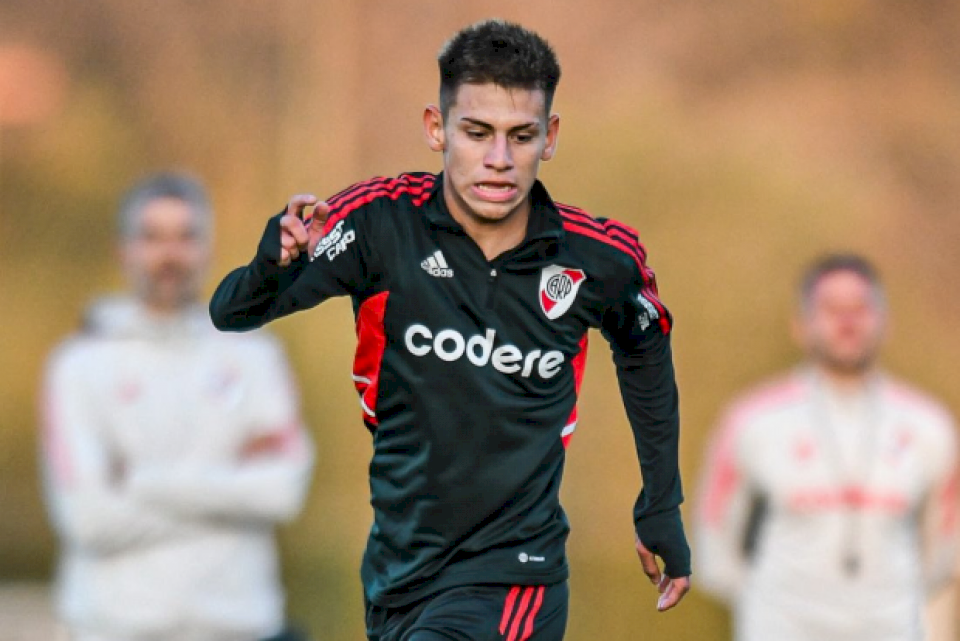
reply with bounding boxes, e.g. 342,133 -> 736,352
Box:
41,298 -> 314,641
696,369 -> 959,641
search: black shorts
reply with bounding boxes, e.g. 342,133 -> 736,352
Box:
365,583 -> 568,641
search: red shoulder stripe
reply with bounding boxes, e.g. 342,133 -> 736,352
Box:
322,174 -> 435,234
561,216 -> 670,333
602,220 -> 648,262
601,229 -> 645,267
555,201 -> 594,219
596,222 -> 665,323
562,219 -> 643,271
328,174 -> 434,211
556,204 -> 604,232
326,176 -> 391,207
558,206 -> 649,266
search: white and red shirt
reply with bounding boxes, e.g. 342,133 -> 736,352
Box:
41,297 -> 314,641
696,368 -> 959,641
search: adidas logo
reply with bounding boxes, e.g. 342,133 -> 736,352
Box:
421,250 -> 454,278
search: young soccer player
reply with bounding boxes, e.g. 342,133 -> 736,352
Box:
211,19 -> 691,640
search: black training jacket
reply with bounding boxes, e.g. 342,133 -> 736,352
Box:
209,172 -> 690,606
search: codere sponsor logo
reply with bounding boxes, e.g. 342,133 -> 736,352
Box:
404,324 -> 564,379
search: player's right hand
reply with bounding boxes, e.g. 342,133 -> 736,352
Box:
278,194 -> 330,267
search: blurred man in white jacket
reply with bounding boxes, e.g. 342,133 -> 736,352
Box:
695,254 -> 959,641
40,173 -> 315,641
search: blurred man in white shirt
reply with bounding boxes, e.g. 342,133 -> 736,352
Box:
41,173 -> 314,641
696,254 -> 958,641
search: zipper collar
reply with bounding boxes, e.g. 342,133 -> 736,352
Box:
423,173 -> 564,270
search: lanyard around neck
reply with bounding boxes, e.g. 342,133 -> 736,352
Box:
808,373 -> 882,577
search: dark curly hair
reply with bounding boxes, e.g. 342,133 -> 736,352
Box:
437,19 -> 561,117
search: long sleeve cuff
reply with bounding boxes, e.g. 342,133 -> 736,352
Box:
635,506 -> 691,578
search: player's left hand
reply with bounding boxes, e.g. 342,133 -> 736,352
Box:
635,536 -> 690,612
277,195 -> 330,266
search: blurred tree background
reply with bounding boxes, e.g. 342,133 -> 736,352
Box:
2,1 -> 960,639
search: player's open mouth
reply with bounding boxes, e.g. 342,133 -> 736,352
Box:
472,183 -> 517,202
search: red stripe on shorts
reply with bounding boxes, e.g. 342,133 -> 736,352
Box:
519,586 -> 546,641
499,586 -> 521,635
506,587 -> 535,641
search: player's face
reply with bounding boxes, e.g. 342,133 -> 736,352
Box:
796,270 -> 885,375
424,82 -> 559,228
121,197 -> 209,314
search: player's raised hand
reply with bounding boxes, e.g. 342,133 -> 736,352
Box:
277,195 -> 331,267
635,536 -> 690,612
